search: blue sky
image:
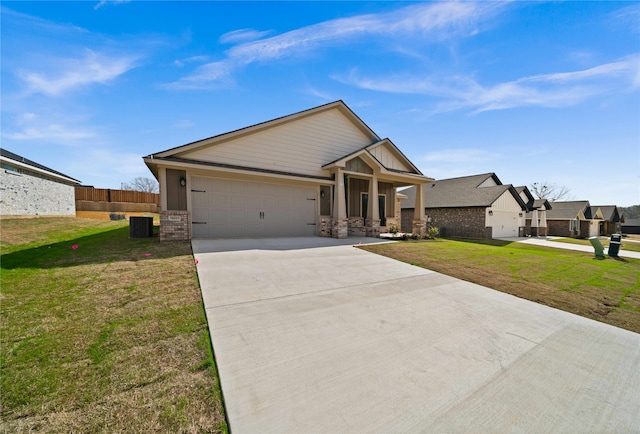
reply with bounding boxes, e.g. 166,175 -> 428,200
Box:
2,1 -> 639,206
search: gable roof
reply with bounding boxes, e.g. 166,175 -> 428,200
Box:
401,173 -> 526,210
322,138 -> 423,176
594,205 -> 622,222
0,148 -> 81,184
546,201 -> 590,219
514,186 -> 552,212
148,100 -> 379,158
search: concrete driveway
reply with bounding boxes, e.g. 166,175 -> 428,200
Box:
193,237 -> 640,433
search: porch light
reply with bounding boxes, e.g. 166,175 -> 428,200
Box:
179,176 -> 186,187
519,212 -> 523,217
488,210 -> 493,216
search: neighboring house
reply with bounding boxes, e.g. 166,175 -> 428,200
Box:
515,186 -> 551,237
546,201 -> 604,238
400,173 -> 527,239
143,101 -> 433,241
595,206 -> 623,235
622,218 -> 640,235
1,148 -> 81,217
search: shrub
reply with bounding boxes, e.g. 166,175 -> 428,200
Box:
428,227 -> 440,239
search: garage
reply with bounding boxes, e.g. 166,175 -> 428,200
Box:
191,176 -> 317,238
490,211 -> 519,238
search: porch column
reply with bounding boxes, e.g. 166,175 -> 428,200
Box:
332,168 -> 348,239
412,183 -> 427,235
531,209 -> 539,237
366,177 -> 380,237
539,209 -> 547,237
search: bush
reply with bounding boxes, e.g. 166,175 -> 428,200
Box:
428,227 -> 440,239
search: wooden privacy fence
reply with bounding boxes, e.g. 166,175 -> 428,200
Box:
75,187 -> 159,213
75,187 -> 159,204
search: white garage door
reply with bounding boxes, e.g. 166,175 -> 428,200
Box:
191,177 -> 317,238
491,211 -> 519,238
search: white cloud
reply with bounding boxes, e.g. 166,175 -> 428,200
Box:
219,28 -> 272,44
173,55 -> 209,67
19,49 -> 138,96
3,111 -> 98,145
94,0 -> 130,11
168,2 -> 504,89
338,55 -> 640,114
4,123 -> 96,142
610,4 -> 640,32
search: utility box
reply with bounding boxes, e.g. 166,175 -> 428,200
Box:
588,237 -> 605,259
609,234 -> 622,257
130,216 -> 154,238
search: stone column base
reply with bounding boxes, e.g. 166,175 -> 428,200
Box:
160,210 -> 191,241
365,218 -> 381,237
412,219 -> 427,236
332,218 -> 348,239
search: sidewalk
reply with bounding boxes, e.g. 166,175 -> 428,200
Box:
498,237 -> 640,259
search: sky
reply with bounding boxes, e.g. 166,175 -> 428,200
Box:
1,1 -> 639,206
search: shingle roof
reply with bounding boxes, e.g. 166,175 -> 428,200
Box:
546,201 -> 590,219
401,173 -> 525,210
0,148 -> 80,183
594,205 -> 622,222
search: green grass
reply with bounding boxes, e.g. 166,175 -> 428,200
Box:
1,217 -> 227,432
549,236 -> 640,252
361,238 -> 640,333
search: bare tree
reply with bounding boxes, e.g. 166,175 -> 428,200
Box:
121,177 -> 159,193
530,181 -> 572,202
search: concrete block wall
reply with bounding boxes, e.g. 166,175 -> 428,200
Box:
160,210 -> 191,241
0,169 -> 75,216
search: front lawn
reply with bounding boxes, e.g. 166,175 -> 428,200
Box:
361,239 -> 640,333
1,217 -> 226,432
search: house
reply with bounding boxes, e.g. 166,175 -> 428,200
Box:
400,173 -> 527,239
546,201 -> 604,238
622,218 -> 640,235
594,206 -> 623,235
0,148 -> 81,217
515,186 -> 552,237
143,101 -> 433,241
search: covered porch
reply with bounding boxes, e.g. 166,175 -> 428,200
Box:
320,140 -> 433,239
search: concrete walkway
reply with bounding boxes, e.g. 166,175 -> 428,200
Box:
498,236 -> 640,259
193,237 -> 640,433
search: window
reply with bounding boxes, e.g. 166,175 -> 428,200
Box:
361,193 -> 386,226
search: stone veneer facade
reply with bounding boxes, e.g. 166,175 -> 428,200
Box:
402,207 -> 492,239
331,218 -> 348,239
0,168 -> 75,216
160,210 -> 191,241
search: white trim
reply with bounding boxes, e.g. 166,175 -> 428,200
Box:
0,156 -> 79,184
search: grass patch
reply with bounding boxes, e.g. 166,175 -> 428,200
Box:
1,217 -> 226,432
549,236 -> 640,253
361,238 -> 640,333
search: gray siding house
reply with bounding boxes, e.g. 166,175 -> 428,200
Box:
1,148 -> 81,217
144,101 -> 433,241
